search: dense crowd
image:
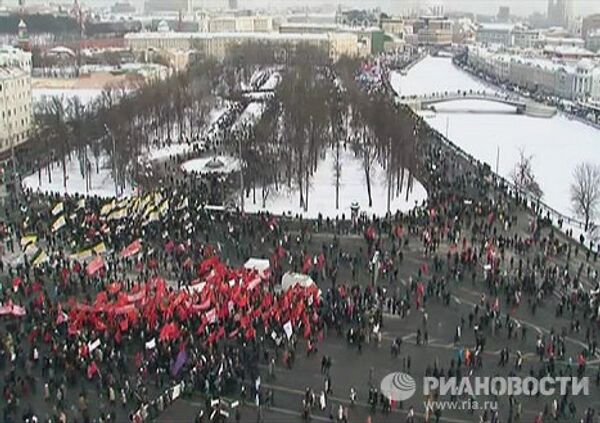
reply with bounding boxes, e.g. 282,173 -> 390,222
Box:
0,60 -> 599,423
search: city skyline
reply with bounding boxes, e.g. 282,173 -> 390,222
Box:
2,0 -> 600,17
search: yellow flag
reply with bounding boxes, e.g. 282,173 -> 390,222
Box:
51,215 -> 66,232
51,202 -> 64,216
32,250 -> 49,267
92,242 -> 107,255
71,248 -> 93,261
20,235 -> 37,249
100,201 -> 115,216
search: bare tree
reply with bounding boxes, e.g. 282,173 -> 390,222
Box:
511,147 -> 543,199
571,162 -> 600,231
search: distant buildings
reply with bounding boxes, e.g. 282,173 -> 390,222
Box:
475,23 -> 515,46
335,9 -> 379,28
111,2 -> 136,14
206,16 -> 274,33
547,0 -> 573,28
587,31 -> 600,53
0,45 -> 32,154
497,6 -> 510,23
407,16 -> 453,46
582,14 -> 600,50
144,0 -> 190,14
124,31 -> 362,62
466,45 -> 600,102
512,27 -> 540,49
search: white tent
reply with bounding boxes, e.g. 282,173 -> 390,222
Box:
281,272 -> 315,291
244,258 -> 271,277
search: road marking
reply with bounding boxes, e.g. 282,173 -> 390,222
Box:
184,399 -> 332,422
261,383 -> 474,423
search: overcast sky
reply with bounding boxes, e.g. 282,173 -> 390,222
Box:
7,0 -> 600,17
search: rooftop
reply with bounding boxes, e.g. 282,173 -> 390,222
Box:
125,31 -> 330,41
477,23 -> 515,32
543,45 -> 597,57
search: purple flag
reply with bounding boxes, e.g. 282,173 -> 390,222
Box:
171,350 -> 188,377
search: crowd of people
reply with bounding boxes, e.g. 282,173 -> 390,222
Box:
0,58 -> 599,423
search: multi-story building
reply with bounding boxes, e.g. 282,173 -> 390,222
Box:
497,6 -> 510,22
412,16 -> 452,46
0,68 -> 31,154
591,67 -> 600,101
0,45 -> 32,72
144,0 -> 190,14
475,23 -> 514,47
125,31 -> 360,62
335,9 -> 379,28
207,16 -> 274,33
547,0 -> 573,28
380,17 -> 405,37
586,31 -> 600,53
582,14 -> 600,40
467,45 -> 600,101
0,45 -> 32,155
279,23 -> 339,35
512,27 -> 540,49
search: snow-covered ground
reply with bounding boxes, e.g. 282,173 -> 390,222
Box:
145,105 -> 229,162
391,56 -> 600,226
390,56 -> 492,97
32,88 -> 103,107
231,102 -> 266,132
244,148 -> 427,219
22,155 -> 133,198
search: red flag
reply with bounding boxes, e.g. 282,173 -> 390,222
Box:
121,239 -> 142,258
302,256 -> 312,274
57,304 -> 68,325
165,240 -> 175,253
10,304 -> 26,317
87,361 -> 99,379
12,277 -> 22,292
87,256 -> 105,276
107,282 -> 122,295
127,291 -> 145,303
245,327 -> 256,340
316,253 -> 325,271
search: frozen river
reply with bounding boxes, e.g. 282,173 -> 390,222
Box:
390,56 -> 600,222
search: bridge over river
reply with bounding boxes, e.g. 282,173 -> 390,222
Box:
398,91 -> 557,118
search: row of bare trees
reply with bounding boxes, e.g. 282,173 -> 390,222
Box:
335,57 -> 420,212
29,60 -> 223,195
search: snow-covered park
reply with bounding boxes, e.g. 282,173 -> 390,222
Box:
22,155 -> 134,198
32,88 -> 103,107
391,56 -> 600,225
244,148 -> 427,219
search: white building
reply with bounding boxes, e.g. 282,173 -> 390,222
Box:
475,23 -> 515,47
0,45 -> 32,73
512,28 -> 540,49
125,31 -> 361,61
591,67 -> 600,100
466,45 -> 600,101
0,68 -> 32,154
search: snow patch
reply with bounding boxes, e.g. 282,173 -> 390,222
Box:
243,148 -> 427,219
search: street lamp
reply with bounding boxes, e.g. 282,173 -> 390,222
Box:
103,124 -> 118,197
